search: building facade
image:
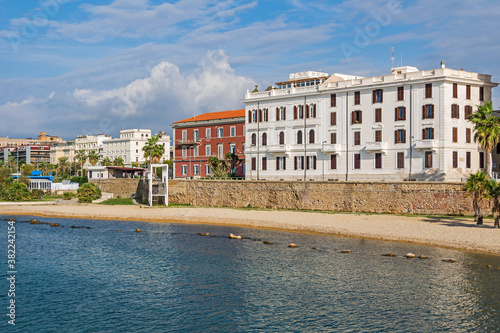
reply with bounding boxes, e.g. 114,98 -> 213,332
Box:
75,134 -> 111,167
171,110 -> 246,179
1,145 -> 51,165
243,64 -> 498,181
0,132 -> 65,147
50,143 -> 76,164
101,129 -> 170,167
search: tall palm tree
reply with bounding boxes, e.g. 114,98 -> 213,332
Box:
469,102 -> 500,177
58,157 -> 69,178
464,171 -> 490,225
486,180 -> 500,228
142,135 -> 165,166
75,150 -> 87,177
88,150 -> 100,166
38,161 -> 49,176
6,156 -> 16,173
101,157 -> 112,166
113,157 -> 124,167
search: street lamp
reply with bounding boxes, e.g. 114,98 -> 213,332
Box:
322,141 -> 327,181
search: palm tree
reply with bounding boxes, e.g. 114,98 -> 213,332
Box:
486,180 -> 500,228
469,102 -> 500,177
464,171 -> 490,225
75,150 -> 87,177
38,161 -> 49,176
58,157 -> 69,178
113,157 -> 124,167
6,156 -> 16,173
142,135 -> 165,166
101,157 -> 112,166
88,150 -> 100,166
21,164 -> 34,176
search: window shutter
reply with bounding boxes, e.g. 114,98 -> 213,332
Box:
331,155 -> 337,169
431,105 -> 434,118
431,128 -> 435,139
453,128 -> 457,142
331,94 -> 336,107
372,90 -> 376,104
283,157 -> 286,170
259,109 -> 263,122
248,110 -> 252,123
294,156 -> 297,170
276,157 -> 279,170
306,105 -> 310,118
422,105 -> 426,119
451,105 -> 454,118
395,130 -> 398,143
306,156 -> 310,170
313,156 -> 317,170
276,107 -> 279,121
359,111 -> 362,123
403,107 -> 407,120
403,130 -> 406,143
331,112 -> 336,126
351,111 -> 355,124
395,108 -> 398,121
380,90 -> 383,103
294,106 -> 297,119
422,128 -> 426,140
283,107 -> 286,120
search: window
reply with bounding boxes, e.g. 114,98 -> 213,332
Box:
397,152 -> 405,169
251,157 -> 256,170
354,131 -> 361,145
452,127 -> 458,143
466,85 -> 471,100
181,165 -> 187,175
182,130 -> 187,143
479,152 -> 485,169
299,105 -> 304,119
193,130 -> 199,141
230,126 -> 236,137
309,129 -> 315,144
354,91 -> 361,105
451,104 -> 459,119
229,144 -> 235,154
136,142 -> 138,146
263,108 -> 268,122
205,144 -> 210,157
205,164 -> 211,175
276,156 -> 286,170
218,144 -> 223,159
395,107 -> 406,121
425,84 -> 432,99
466,128 -> 471,143
330,155 -> 337,169
136,149 -> 138,153
453,83 -> 458,98
294,156 -> 304,170
352,110 -> 362,124
395,129 -> 406,143
294,105 -> 304,119
194,146 -> 198,157
262,133 -> 267,146
251,133 -> 256,146
331,94 -> 337,107
182,147 -> 187,157
308,104 -> 316,118
479,87 -> 484,101
465,105 -> 473,119
397,86 -> 404,101
258,109 -> 262,122
330,112 -> 337,126
280,107 -> 286,120
279,132 -> 285,145
452,151 -> 458,168
354,153 -> 361,169
423,104 -> 434,119
330,132 -> 337,144
206,128 -> 211,139
375,130 -> 382,142
372,89 -> 383,103
375,108 -> 382,123
297,130 -> 303,144
217,127 -> 223,138
193,164 -> 199,176
425,151 -> 433,169
466,152 -> 471,168
252,110 -> 257,123
307,156 -> 317,170
262,157 -> 267,171
248,110 -> 252,123
423,128 -> 434,140
375,153 -> 382,169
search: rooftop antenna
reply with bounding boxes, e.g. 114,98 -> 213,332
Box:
391,47 -> 394,68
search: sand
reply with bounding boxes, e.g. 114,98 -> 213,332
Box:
1,202 -> 499,255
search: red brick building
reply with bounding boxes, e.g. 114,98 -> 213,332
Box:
171,109 -> 246,178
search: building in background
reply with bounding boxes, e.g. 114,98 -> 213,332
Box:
171,110 -> 246,179
0,132 -> 65,147
75,134 -> 111,167
50,141 -> 76,164
1,145 -> 51,165
101,129 -> 170,167
243,63 -> 498,181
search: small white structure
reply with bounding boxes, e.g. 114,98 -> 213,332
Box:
147,164 -> 168,207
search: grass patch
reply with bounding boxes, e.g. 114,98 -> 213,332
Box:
99,198 -> 135,205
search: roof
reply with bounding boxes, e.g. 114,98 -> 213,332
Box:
173,109 -> 245,124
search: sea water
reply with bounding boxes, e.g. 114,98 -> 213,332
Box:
1,215 -> 500,332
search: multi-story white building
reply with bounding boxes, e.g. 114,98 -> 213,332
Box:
75,134 -> 111,167
49,142 -> 76,164
101,129 -> 170,166
243,63 -> 498,181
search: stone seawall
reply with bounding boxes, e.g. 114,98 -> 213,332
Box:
167,180 -> 487,215
90,179 -> 141,198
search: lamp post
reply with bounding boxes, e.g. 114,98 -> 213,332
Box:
189,145 -> 193,179
322,141 -> 327,181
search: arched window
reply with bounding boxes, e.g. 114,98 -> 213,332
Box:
279,132 -> 285,145
262,133 -> 267,146
297,130 -> 303,144
251,133 -> 256,146
309,129 -> 315,144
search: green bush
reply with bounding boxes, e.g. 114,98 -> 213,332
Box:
70,176 -> 89,186
31,189 -> 45,199
76,183 -> 102,203
0,181 -> 32,201
63,192 -> 75,200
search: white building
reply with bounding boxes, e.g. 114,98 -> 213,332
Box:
75,134 -> 111,167
49,142 -> 75,164
243,63 -> 498,182
101,129 -> 170,167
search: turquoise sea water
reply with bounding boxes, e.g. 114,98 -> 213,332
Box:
1,215 -> 500,332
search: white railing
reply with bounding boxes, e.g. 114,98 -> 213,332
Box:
365,142 -> 388,151
51,182 -> 79,191
414,140 -> 437,150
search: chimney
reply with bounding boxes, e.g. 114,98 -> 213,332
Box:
441,61 -> 445,69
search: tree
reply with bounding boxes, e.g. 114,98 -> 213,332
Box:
486,180 -> 500,228
469,102 -> 500,177
113,157 -> 124,167
464,171 -> 490,225
142,135 -> 165,166
6,156 -> 16,173
75,150 -> 87,177
77,183 -> 102,203
21,164 -> 34,176
224,152 -> 242,177
58,157 -> 69,178
207,156 -> 231,178
38,162 -> 49,176
88,150 -> 100,166
101,157 -> 112,166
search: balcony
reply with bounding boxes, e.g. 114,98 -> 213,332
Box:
322,144 -> 342,154
415,139 -> 437,151
365,142 -> 388,153
176,139 -> 200,146
268,145 -> 289,155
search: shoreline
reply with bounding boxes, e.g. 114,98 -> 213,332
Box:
2,203 -> 500,256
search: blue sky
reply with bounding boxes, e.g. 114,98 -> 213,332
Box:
1,0 -> 499,140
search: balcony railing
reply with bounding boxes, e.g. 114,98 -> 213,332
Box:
322,144 -> 342,153
365,142 -> 388,151
176,139 -> 200,146
415,139 -> 437,150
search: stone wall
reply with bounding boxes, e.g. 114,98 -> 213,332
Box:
90,179 -> 141,198
167,180 -> 487,215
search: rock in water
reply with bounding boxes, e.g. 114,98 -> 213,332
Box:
406,253 -> 416,258
288,243 -> 298,248
263,241 -> 273,245
341,250 -> 352,253
135,229 -> 142,233
382,253 -> 397,257
229,233 -> 242,239
418,255 -> 429,259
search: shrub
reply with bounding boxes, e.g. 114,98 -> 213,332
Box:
31,189 -> 45,199
70,176 -> 89,185
63,192 -> 74,200
0,182 -> 31,201
76,183 -> 102,203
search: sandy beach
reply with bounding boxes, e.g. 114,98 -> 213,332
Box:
1,202 -> 499,255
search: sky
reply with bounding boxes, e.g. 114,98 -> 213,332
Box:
1,0 -> 500,141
